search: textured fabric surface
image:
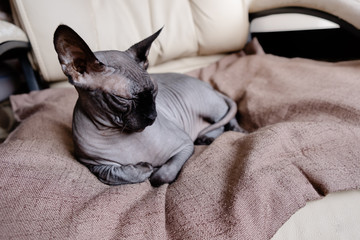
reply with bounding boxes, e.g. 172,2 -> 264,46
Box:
1,47 -> 360,239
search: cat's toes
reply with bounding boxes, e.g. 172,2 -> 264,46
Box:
194,136 -> 214,145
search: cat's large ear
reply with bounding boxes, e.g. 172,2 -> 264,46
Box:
126,27 -> 163,70
53,25 -> 105,84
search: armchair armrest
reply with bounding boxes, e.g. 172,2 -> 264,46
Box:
0,20 -> 27,42
249,7 -> 360,61
0,20 -> 39,91
0,20 -> 28,54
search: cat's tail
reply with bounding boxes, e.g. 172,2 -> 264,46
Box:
197,92 -> 238,137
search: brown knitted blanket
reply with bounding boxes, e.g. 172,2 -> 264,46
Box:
1,41 -> 360,239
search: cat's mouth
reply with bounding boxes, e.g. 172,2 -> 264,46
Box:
112,115 -> 127,130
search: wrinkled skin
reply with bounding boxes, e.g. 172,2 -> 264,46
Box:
54,25 -> 244,186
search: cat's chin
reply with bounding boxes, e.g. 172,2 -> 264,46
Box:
134,127 -> 147,133
120,124 -> 151,133
132,123 -> 154,132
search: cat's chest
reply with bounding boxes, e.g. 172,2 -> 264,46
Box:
75,114 -> 191,167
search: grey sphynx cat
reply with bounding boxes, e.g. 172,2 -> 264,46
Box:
54,25 -> 243,186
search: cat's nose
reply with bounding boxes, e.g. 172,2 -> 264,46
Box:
145,111 -> 157,125
147,112 -> 157,122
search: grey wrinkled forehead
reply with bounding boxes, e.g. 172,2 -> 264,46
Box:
94,50 -> 155,95
94,50 -> 134,69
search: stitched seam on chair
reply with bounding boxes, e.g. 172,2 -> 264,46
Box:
14,0 -> 46,80
148,0 -> 162,66
89,0 -> 100,51
188,0 -> 201,56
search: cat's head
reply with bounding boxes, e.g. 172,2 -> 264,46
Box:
54,25 -> 162,132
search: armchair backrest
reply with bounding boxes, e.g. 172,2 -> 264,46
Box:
10,0 -> 249,83
10,0 -> 360,84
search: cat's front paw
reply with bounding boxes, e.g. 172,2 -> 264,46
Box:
194,135 -> 214,145
149,166 -> 178,187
